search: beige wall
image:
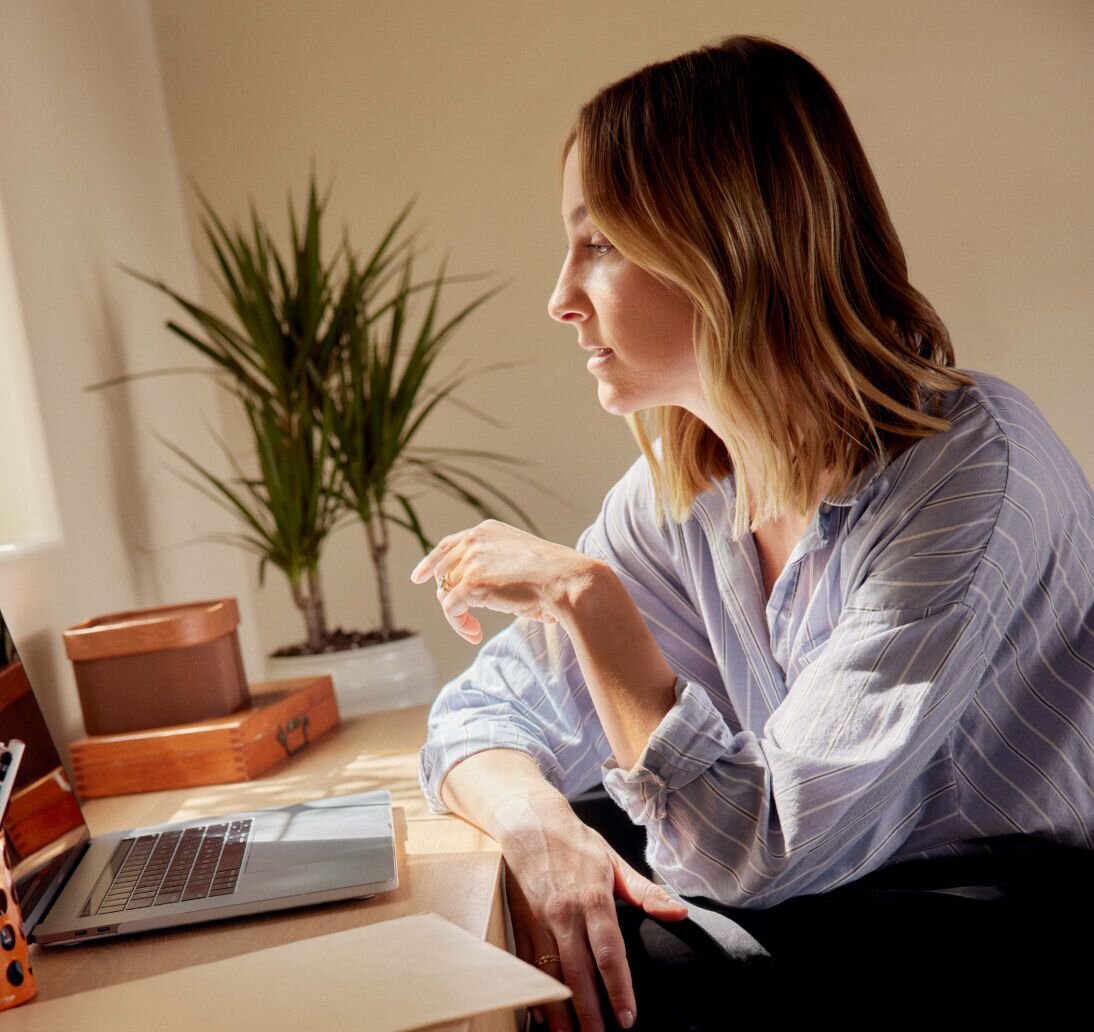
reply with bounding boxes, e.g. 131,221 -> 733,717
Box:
148,0 -> 1093,688
1,2 -> 1090,757
0,0 -> 262,753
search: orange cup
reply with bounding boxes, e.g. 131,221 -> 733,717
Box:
0,832 -> 36,1010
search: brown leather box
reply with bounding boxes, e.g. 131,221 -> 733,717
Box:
64,599 -> 250,735
68,676 -> 340,799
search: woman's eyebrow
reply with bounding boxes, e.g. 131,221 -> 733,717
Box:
567,203 -> 589,226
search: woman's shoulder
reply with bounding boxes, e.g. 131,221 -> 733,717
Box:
578,446 -> 672,561
582,442 -> 726,577
934,370 -> 1068,451
838,368 -> 1090,610
851,369 -> 1089,525
918,369 -> 1088,497
606,440 -> 735,540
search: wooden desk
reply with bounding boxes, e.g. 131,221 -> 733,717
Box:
25,704 -> 515,1032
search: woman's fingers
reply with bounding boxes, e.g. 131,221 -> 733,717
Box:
508,870 -> 570,1031
511,920 -> 550,1029
553,927 -> 610,1032
533,889 -> 634,1032
430,545 -> 465,593
502,826 -> 650,1032
584,899 -> 637,1029
454,611 -> 483,643
523,924 -> 611,1032
411,520 -> 585,643
611,852 -> 689,921
408,531 -> 464,584
436,582 -> 482,643
434,553 -> 539,642
538,958 -> 573,1032
420,538 -> 481,643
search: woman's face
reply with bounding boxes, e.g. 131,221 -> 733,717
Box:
547,146 -> 706,418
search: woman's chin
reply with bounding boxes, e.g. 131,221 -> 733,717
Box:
596,383 -> 640,417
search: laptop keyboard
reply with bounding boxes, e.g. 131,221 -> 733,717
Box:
93,819 -> 253,914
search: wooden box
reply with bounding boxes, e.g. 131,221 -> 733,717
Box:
64,598 -> 250,735
69,677 -> 340,799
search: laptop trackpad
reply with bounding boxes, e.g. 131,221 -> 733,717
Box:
245,805 -> 383,873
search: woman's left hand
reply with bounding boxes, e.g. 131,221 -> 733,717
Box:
409,519 -> 597,644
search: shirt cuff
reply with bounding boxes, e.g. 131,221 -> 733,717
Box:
600,676 -> 735,825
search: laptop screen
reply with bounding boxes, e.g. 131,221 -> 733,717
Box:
0,607 -> 91,932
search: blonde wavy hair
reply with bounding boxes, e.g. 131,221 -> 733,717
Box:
561,35 -> 972,538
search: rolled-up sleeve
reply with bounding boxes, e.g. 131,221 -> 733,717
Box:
419,613 -> 609,814
601,599 -> 985,907
602,676 -> 735,824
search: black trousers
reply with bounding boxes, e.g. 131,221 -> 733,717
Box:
527,787 -> 1094,1029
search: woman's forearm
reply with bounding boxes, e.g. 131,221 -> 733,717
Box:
411,522 -> 676,772
552,559 -> 677,771
434,555 -> 677,833
439,747 -> 577,843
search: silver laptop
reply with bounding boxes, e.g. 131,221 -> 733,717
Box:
0,603 -> 399,947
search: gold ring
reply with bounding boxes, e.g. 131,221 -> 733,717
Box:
438,572 -> 453,593
535,954 -> 561,967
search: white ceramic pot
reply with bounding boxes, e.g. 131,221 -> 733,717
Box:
265,633 -> 439,718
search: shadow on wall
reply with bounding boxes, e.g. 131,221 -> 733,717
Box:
87,265 -> 164,606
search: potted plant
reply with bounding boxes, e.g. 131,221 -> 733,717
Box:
102,173 -> 536,714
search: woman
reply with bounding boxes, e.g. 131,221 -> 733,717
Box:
414,35 -> 1093,1030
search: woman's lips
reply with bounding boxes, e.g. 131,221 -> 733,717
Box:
586,347 -> 613,370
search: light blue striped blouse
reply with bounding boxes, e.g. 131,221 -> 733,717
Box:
419,371 -> 1094,908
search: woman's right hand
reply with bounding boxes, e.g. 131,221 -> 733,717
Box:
498,796 -> 688,1032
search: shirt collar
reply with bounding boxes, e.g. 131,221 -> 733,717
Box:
820,448 -> 890,508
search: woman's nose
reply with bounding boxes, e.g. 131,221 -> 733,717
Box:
547,264 -> 589,324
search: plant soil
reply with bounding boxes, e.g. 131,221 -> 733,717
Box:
271,627 -> 415,658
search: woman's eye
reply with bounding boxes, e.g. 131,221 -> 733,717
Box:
585,242 -> 614,256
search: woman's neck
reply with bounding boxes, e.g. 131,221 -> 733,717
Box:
745,469 -> 835,602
